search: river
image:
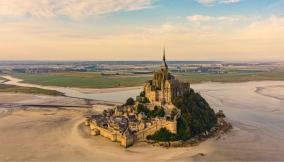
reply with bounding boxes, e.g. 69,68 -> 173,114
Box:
2,75 -> 284,160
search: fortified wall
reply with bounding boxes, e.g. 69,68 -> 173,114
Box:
135,119 -> 177,141
88,117 -> 176,147
89,121 -> 134,147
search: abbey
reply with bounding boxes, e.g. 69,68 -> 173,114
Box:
144,48 -> 190,105
85,48 -> 190,147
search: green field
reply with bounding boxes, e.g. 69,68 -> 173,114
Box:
12,70 -> 284,89
13,72 -> 151,89
177,71 -> 284,83
0,84 -> 64,96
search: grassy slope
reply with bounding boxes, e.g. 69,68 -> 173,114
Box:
0,84 -> 64,96
12,70 -> 284,89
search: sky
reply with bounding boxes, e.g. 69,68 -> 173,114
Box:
0,0 -> 283,61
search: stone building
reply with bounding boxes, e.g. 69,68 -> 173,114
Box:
85,48 -> 188,147
86,106 -> 177,147
144,48 -> 190,104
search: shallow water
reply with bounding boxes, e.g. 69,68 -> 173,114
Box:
2,75 -> 284,160
2,76 -> 142,103
191,81 -> 284,161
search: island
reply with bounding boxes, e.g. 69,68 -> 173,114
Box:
85,49 -> 230,147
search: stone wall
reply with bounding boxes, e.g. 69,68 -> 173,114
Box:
135,119 -> 177,141
89,117 -> 177,147
89,122 -> 134,147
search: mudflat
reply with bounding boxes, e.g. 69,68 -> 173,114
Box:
0,93 -> 210,161
1,80 -> 284,161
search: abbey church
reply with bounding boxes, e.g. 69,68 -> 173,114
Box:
85,48 -> 191,147
144,48 -> 190,105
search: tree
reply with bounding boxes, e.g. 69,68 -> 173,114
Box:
136,103 -> 149,114
140,91 -> 145,97
125,97 -> 135,106
154,106 -> 165,117
136,91 -> 149,103
147,128 -> 176,142
173,89 -> 217,140
142,97 -> 150,103
146,106 -> 165,118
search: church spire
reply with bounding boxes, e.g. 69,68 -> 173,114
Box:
163,47 -> 166,62
161,47 -> 168,70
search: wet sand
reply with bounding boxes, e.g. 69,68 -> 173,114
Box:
191,81 -> 284,161
0,93 -> 210,161
0,80 -> 284,161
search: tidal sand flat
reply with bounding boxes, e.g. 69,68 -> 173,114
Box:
0,81 -> 284,161
0,93 -> 210,161
191,81 -> 284,161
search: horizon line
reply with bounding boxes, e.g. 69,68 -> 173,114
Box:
0,60 -> 283,63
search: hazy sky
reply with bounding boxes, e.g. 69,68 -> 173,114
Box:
0,0 -> 283,61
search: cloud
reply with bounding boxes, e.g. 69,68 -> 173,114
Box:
196,0 -> 215,5
220,0 -> 241,4
187,15 -> 246,23
0,14 -> 283,61
186,15 -> 213,22
196,0 -> 240,5
0,0 -> 154,19
236,15 -> 284,40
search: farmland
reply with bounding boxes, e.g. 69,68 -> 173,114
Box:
12,69 -> 284,89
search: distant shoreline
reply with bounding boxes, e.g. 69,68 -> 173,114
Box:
3,74 -> 284,105
5,70 -> 284,89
